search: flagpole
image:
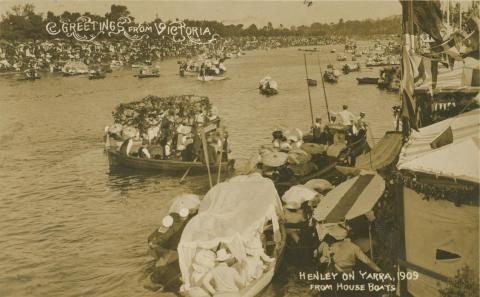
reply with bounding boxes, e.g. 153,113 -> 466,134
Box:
316,53 -> 331,123
303,53 -> 315,127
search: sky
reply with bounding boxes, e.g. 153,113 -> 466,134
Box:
0,0 -> 402,27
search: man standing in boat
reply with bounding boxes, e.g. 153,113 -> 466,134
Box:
337,105 -> 356,130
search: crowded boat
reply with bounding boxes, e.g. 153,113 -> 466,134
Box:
259,76 -> 279,96
105,95 -> 235,175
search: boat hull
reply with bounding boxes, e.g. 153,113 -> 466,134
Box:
107,149 -> 235,175
357,77 -> 379,84
197,75 -> 227,81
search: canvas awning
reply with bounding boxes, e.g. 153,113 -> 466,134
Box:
355,131 -> 403,171
177,173 -> 283,289
313,172 -> 385,223
397,109 -> 480,183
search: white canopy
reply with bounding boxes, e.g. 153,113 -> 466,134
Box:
397,109 -> 480,183
177,173 -> 283,289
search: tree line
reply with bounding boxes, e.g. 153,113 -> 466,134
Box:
0,3 -> 402,41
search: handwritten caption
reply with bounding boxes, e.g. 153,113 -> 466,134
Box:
45,16 -> 219,43
298,271 -> 419,293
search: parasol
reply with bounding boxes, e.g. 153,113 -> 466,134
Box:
301,143 -> 325,155
287,149 -> 312,165
282,185 -> 318,208
303,179 -> 334,193
261,151 -> 288,167
168,193 -> 201,214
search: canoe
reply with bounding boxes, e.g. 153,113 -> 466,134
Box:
135,73 -> 160,79
106,148 -> 235,175
88,73 -> 106,80
357,77 -> 379,84
259,87 -> 278,96
197,75 -> 227,81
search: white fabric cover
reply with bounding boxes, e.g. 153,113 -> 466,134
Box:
397,109 -> 480,183
177,173 -> 283,289
403,187 -> 479,297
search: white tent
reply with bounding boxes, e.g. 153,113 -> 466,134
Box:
397,109 -> 480,182
397,109 -> 480,297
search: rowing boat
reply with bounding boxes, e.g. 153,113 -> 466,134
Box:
177,174 -> 287,297
197,75 -> 227,81
356,77 -> 379,84
106,148 -> 235,175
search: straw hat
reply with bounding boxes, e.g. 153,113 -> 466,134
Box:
179,207 -> 189,219
215,249 -> 232,262
261,152 -> 288,167
303,179 -> 334,193
162,215 -> 174,228
282,185 -> 317,208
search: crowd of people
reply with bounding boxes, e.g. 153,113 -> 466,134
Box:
106,95 -> 229,164
0,36 -> 342,73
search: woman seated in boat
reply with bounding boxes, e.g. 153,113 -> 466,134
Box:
138,146 -> 151,159
244,235 -> 275,282
202,248 -> 247,297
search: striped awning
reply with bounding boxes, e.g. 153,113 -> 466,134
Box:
313,173 -> 385,223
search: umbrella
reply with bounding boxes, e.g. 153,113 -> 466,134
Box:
301,143 -> 325,155
303,179 -> 334,193
168,193 -> 201,214
283,128 -> 303,140
282,185 -> 318,208
261,151 -> 288,167
287,149 -> 311,165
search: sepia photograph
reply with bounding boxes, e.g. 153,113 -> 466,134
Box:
0,0 -> 478,296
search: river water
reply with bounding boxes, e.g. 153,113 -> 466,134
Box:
0,44 -> 399,297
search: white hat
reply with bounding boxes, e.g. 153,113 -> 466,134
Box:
179,207 -> 189,218
162,215 -> 174,228
216,249 -> 232,262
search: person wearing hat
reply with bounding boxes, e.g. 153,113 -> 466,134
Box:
316,225 -> 381,274
148,215 -> 176,260
202,248 -> 246,297
311,117 -> 323,143
355,112 -> 368,137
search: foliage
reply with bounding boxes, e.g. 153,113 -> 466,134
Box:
439,266 -> 479,297
0,3 -> 402,41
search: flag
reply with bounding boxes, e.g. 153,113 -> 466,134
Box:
401,0 -> 445,42
401,44 -> 419,131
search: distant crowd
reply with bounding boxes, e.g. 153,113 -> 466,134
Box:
0,36 -> 343,72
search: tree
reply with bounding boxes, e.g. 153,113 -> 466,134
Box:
105,4 -> 132,21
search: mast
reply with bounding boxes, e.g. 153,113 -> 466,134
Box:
303,53 -> 315,127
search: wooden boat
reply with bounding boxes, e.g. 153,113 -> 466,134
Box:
342,63 -> 361,74
357,77 -> 379,84
106,148 -> 235,175
259,87 -> 278,96
323,71 -> 338,83
136,73 -> 160,79
88,71 -> 106,80
176,174 -> 287,297
197,75 -> 227,81
23,69 -> 40,80
264,125 -> 368,195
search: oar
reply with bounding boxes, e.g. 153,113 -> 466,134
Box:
179,157 -> 198,184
